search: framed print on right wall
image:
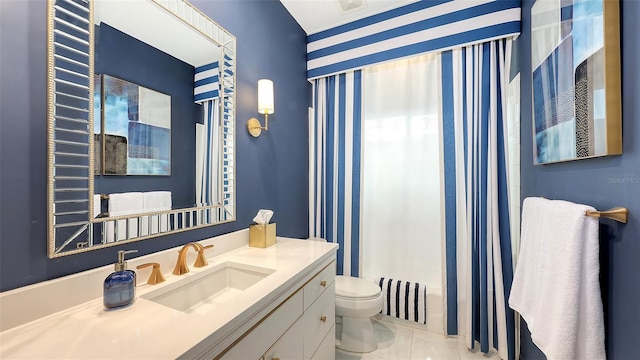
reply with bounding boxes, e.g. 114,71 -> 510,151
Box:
531,0 -> 621,164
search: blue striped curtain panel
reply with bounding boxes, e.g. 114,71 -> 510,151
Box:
309,71 -> 363,277
441,39 -> 515,360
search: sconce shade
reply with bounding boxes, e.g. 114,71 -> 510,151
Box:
248,79 -> 274,137
258,79 -> 274,115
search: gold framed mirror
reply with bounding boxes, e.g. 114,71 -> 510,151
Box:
47,0 -> 236,257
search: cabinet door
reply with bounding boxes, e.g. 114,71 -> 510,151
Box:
221,291 -> 303,360
311,325 -> 336,360
262,319 -> 304,360
303,282 -> 335,359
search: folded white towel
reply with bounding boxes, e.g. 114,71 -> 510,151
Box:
105,192 -> 144,242
108,192 -> 144,214
509,197 -> 605,360
93,194 -> 101,218
141,191 -> 172,235
143,191 -> 172,210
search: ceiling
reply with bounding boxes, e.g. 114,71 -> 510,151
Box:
279,0 -> 417,35
95,0 -> 218,67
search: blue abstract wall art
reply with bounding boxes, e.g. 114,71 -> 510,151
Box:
531,0 -> 621,164
97,74 -> 171,175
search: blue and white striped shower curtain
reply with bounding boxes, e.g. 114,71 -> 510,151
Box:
309,71 -> 363,277
194,62 -> 221,207
441,39 -> 515,360
308,40 -> 516,360
196,99 -> 220,207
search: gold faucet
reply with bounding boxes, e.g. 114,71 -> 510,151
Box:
173,242 -> 202,275
194,244 -> 214,268
172,242 -> 214,275
136,262 -> 166,285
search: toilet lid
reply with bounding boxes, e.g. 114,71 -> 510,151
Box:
335,276 -> 381,300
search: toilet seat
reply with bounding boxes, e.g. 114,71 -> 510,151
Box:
335,276 -> 381,300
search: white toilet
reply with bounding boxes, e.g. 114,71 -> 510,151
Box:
335,276 -> 384,353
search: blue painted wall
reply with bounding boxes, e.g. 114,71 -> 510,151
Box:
0,0 -> 310,292
519,1 -> 640,359
95,24 -> 200,208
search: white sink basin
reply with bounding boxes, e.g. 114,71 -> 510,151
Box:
142,261 -> 275,314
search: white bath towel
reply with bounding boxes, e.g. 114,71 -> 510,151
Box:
143,191 -> 172,210
141,191 -> 172,235
108,192 -> 144,214
105,192 -> 144,242
509,197 -> 605,360
93,194 -> 101,218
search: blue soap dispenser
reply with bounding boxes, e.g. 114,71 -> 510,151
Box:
104,250 -> 138,310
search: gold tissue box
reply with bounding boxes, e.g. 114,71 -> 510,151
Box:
249,223 -> 276,248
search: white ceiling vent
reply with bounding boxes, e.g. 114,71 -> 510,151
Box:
336,0 -> 367,13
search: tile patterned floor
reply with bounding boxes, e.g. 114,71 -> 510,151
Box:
336,319 -> 501,360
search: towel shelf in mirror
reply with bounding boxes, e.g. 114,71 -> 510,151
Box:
47,0 -> 236,257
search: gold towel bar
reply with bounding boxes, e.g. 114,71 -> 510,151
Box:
585,207 -> 628,223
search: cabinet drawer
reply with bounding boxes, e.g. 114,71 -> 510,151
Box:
303,261 -> 335,310
311,325 -> 336,360
303,282 -> 335,360
262,319 -> 304,360
221,290 -> 303,360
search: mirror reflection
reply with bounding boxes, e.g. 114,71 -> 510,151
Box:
48,0 -> 235,257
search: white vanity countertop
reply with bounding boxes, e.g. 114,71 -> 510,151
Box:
0,238 -> 338,359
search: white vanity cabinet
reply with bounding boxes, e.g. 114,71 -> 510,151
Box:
0,237 -> 339,360
220,261 -> 336,360
302,265 -> 336,359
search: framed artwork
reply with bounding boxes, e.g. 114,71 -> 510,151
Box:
531,0 -> 621,164
95,75 -> 171,175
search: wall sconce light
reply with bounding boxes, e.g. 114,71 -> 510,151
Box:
247,79 -> 274,137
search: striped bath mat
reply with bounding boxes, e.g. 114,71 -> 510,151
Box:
377,277 -> 427,324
